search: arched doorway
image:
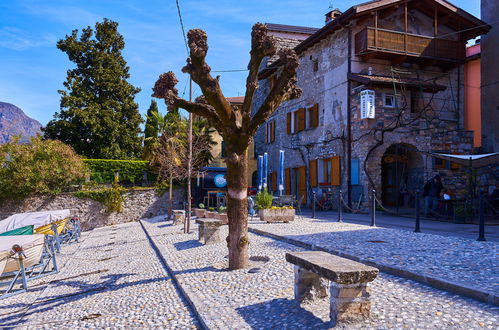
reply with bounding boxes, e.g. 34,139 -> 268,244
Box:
381,144 -> 423,208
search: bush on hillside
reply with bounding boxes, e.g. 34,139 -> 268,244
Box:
0,137 -> 87,201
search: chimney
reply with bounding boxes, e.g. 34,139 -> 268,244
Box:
325,8 -> 342,24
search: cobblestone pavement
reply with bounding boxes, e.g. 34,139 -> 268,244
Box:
248,217 -> 498,298
0,222 -> 199,329
142,218 -> 499,329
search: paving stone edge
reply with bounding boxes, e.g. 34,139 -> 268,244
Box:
248,227 -> 499,307
139,220 -> 209,330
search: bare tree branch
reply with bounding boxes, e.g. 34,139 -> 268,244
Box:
242,23 -> 276,121
152,71 -> 224,132
181,29 -> 235,126
248,48 -> 302,136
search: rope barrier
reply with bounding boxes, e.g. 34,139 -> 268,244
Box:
484,199 -> 499,215
340,194 -> 368,214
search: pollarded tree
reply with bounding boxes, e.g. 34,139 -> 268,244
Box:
43,19 -> 143,159
152,24 -> 301,269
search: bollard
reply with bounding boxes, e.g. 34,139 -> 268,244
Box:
477,192 -> 486,241
338,190 -> 343,222
414,189 -> 421,233
370,189 -> 376,227
312,191 -> 316,219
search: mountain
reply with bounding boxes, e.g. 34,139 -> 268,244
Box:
0,102 -> 42,143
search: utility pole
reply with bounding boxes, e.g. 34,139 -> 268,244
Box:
185,77 -> 193,233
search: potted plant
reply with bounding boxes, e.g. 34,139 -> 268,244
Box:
194,203 -> 206,218
206,207 -> 218,219
216,206 -> 228,224
256,190 -> 295,223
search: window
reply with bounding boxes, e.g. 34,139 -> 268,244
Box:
287,105 -> 318,134
266,120 -> 275,144
313,59 -> 319,72
383,94 -> 396,108
221,141 -> 226,158
411,93 -> 421,113
317,156 -> 341,186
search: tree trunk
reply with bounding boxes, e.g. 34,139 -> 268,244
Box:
226,150 -> 249,270
168,174 -> 173,221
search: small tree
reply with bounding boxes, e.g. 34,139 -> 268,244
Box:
152,115 -> 215,220
43,18 -> 143,159
0,137 -> 86,201
153,24 -> 301,269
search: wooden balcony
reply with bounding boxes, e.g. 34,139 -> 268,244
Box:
355,27 -> 466,64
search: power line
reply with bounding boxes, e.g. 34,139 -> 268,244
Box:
175,0 -> 189,56
212,69 -> 248,73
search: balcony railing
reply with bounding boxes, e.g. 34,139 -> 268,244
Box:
355,27 -> 466,62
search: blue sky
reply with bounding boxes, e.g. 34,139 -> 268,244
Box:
0,0 -> 481,125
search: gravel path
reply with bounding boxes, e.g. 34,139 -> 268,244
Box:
248,217 -> 498,298
0,222 -> 199,329
142,218 -> 499,329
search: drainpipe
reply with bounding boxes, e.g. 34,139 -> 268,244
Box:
347,27 -> 353,208
457,66 -> 461,129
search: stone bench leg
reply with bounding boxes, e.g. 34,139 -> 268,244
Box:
293,265 -> 329,302
329,282 -> 371,325
201,226 -> 221,245
198,224 -> 205,242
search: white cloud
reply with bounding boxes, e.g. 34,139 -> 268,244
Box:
0,27 -> 56,50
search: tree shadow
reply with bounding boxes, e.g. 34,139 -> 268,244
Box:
236,298 -> 331,329
173,239 -> 203,251
0,272 -> 169,327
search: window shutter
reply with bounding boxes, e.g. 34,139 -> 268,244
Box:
271,172 -> 277,191
271,121 -> 275,143
265,123 -> 269,144
309,159 -> 318,187
285,168 -> 291,195
313,104 -> 319,127
287,113 -> 291,134
297,108 -> 306,131
330,156 -> 341,186
360,90 -> 375,119
298,166 -> 307,204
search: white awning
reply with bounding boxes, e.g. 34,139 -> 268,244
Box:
0,209 -> 71,234
429,152 -> 499,168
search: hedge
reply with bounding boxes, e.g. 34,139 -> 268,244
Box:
83,159 -> 156,184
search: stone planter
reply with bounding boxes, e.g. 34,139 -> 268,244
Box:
194,208 -> 206,218
259,208 -> 295,223
216,213 -> 228,224
206,211 -> 218,219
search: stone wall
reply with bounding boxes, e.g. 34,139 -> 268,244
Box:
0,188 -> 185,231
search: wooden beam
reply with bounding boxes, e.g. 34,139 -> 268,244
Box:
392,55 -> 408,66
374,11 -> 378,48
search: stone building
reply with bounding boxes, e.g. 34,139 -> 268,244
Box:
253,0 -> 490,209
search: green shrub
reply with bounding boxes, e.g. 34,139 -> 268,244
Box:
0,137 -> 86,201
83,159 -> 156,184
218,206 -> 227,214
74,181 -> 124,212
255,190 -> 273,210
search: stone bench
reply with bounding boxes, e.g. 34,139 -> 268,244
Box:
286,251 -> 379,325
195,219 -> 223,244
172,210 -> 185,225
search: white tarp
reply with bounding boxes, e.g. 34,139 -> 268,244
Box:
0,234 -> 45,274
430,152 -> 499,168
0,210 -> 71,234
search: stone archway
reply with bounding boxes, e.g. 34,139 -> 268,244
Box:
381,143 -> 423,208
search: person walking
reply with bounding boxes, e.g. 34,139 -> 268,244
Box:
423,175 -> 444,217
